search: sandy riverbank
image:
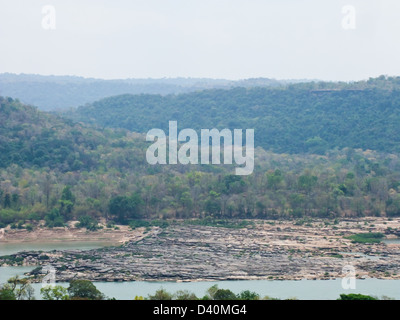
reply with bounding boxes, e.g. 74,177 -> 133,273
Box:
0,221 -> 145,245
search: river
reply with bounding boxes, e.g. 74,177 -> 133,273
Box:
1,241 -> 400,300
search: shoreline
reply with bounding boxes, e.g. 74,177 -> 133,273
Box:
1,217 -> 399,245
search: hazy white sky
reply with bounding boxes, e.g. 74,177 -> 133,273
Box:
0,0 -> 399,81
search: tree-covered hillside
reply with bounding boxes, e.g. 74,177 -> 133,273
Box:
0,96 -> 148,171
1,96 -> 400,230
67,76 -> 400,154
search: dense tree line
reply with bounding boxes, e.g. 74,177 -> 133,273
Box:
1,145 -> 400,228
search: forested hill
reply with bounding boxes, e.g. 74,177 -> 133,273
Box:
67,77 -> 400,155
0,96 -> 148,171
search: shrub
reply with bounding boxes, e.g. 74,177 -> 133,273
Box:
27,212 -> 42,221
129,220 -> 150,230
0,209 -> 22,225
213,289 -> 237,300
174,290 -> 198,300
345,232 -> 384,244
75,215 -> 99,231
0,287 -> 16,300
67,280 -> 105,300
237,290 -> 260,300
338,293 -> 378,300
148,288 -> 173,300
129,219 -> 170,230
44,208 -> 64,228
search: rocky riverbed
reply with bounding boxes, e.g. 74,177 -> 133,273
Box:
1,218 -> 400,283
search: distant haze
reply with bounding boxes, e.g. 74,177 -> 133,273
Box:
0,0 -> 399,81
0,73 -> 299,110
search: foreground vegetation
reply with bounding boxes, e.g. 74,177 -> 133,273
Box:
0,278 -> 105,300
0,278 -> 390,300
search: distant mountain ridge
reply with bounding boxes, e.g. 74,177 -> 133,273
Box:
0,73 -> 304,111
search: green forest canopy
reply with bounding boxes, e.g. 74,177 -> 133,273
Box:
66,76 -> 400,155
